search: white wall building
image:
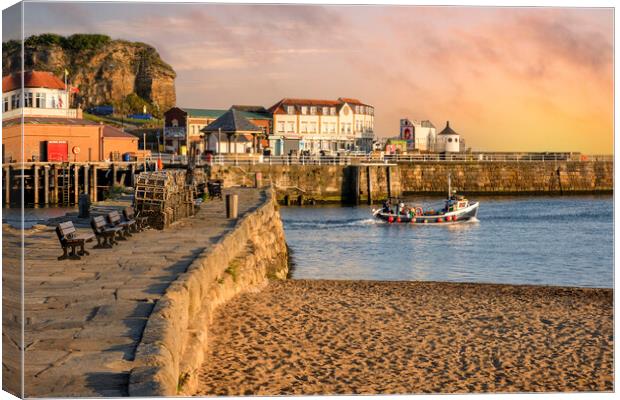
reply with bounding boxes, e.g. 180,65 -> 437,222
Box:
436,121 -> 462,152
268,97 -> 374,155
2,70 -> 81,119
400,118 -> 436,152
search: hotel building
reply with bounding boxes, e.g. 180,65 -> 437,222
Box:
267,97 -> 374,155
2,70 -> 138,162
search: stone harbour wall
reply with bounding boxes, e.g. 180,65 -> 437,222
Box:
210,161 -> 612,204
128,187 -> 288,396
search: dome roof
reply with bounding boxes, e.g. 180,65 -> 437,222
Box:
438,121 -> 459,136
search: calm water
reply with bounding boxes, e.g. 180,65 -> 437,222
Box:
280,196 -> 614,288
2,206 -> 77,228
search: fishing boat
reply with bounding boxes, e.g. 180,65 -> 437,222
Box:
372,173 -> 479,224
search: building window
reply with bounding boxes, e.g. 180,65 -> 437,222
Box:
330,107 -> 336,115
35,93 -> 46,108
322,107 -> 328,115
287,122 -> 295,132
301,106 -> 308,115
50,96 -> 56,108
310,106 -> 317,115
448,138 -> 453,142
11,94 -> 20,109
286,106 -> 294,114
277,121 -> 285,133
310,122 -> 317,133
301,121 -> 308,133
3,97 -> 8,112
25,92 -> 33,107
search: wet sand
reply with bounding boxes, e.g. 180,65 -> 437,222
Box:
195,280 -> 612,395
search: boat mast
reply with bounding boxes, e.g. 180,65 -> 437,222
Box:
447,172 -> 451,199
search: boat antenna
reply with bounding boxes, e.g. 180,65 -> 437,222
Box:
448,172 -> 451,199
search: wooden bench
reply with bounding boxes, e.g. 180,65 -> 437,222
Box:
207,180 -> 223,200
90,215 -> 123,248
123,206 -> 148,232
55,221 -> 95,260
107,210 -> 135,238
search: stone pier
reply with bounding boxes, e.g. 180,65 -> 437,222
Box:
2,186 -> 287,397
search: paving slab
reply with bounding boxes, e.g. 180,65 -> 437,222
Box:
3,187 -> 264,397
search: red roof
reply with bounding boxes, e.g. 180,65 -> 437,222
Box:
268,97 -> 372,114
102,125 -> 138,139
2,70 -> 66,93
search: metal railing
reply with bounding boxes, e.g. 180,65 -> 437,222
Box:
150,152 -> 612,166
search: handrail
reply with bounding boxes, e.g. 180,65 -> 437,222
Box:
3,152 -> 612,168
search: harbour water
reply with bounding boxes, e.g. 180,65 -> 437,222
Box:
281,195 -> 614,288
2,206 -> 77,228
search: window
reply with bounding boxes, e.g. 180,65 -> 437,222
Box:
277,121 -> 285,133
50,96 -> 56,108
11,94 -> 19,109
330,107 -> 336,115
301,106 -> 308,115
310,106 -> 316,115
300,121 -> 308,133
322,107 -> 328,115
287,106 -> 294,115
3,97 -> 8,112
35,92 -> 46,108
25,92 -> 33,107
310,122 -> 317,133
287,122 -> 295,132
448,138 -> 453,142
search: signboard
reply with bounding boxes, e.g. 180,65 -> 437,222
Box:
46,140 -> 68,162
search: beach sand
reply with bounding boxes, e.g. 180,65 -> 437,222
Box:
195,280 -> 612,395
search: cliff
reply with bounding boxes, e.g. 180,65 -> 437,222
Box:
2,34 -> 176,114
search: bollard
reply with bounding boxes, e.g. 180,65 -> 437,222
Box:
255,172 -> 262,188
226,194 -> 238,219
78,192 -> 91,218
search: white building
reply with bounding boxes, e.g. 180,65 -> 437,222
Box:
436,121 -> 462,152
2,70 -> 81,119
268,97 -> 374,155
400,118 -> 436,152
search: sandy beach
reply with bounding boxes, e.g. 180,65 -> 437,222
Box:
195,280 -> 612,395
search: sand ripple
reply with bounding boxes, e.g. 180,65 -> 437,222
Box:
195,280 -> 612,395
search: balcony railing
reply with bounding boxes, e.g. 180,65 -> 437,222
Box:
2,107 -> 83,120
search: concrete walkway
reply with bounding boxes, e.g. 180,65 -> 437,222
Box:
6,188 -> 263,397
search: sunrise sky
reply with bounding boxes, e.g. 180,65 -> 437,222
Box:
3,2 -> 614,153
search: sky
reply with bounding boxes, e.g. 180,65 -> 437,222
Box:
2,2 -> 614,153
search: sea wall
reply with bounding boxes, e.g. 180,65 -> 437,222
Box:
128,187 -> 288,396
209,161 -> 613,203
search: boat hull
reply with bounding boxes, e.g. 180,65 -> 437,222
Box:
375,202 -> 479,224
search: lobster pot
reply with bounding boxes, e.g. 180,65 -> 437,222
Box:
134,170 -> 197,229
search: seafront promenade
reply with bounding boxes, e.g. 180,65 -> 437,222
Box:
196,280 -> 613,395
2,188 -> 264,397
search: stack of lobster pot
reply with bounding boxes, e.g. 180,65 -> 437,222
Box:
133,170 -> 196,230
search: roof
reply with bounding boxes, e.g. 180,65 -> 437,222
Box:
176,107 -> 272,121
102,125 -> 138,139
2,70 -> 66,93
421,120 -> 436,129
181,108 -> 227,119
268,97 -> 372,114
3,116 -> 99,128
438,121 -> 459,136
201,108 -> 263,134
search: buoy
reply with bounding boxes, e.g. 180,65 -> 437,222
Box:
445,215 -> 451,222
437,218 -> 443,223
388,216 -> 394,223
424,220 -> 428,224
453,215 -> 457,221
396,217 -> 401,223
411,218 -> 416,224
